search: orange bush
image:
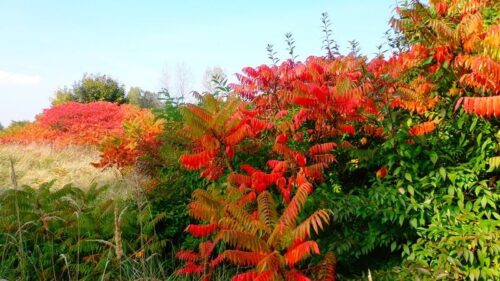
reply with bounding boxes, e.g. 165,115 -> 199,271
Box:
0,101 -> 163,169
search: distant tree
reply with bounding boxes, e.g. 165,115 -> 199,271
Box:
127,87 -> 162,109
51,87 -> 74,105
141,90 -> 162,108
6,120 -> 30,130
50,74 -> 127,105
127,86 -> 142,107
73,74 -> 126,104
0,122 -> 3,131
160,63 -> 194,100
175,62 -> 193,99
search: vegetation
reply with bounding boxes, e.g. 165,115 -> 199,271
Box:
52,74 -> 127,105
0,0 -> 499,280
0,144 -> 119,189
127,87 -> 163,109
0,102 -> 163,165
0,179 -> 171,280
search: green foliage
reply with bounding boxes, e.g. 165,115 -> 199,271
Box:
50,74 -> 127,105
52,87 -> 74,106
154,88 -> 184,123
145,90 -> 207,252
127,87 -> 142,107
74,74 -> 127,104
0,120 -> 30,137
0,182 -> 172,280
1,1 -> 498,280
127,87 -> 162,109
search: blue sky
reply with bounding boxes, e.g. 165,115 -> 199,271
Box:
0,0 -> 398,126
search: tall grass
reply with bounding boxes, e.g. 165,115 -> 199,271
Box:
0,144 -> 120,189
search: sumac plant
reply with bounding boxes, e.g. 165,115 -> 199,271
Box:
175,0 -> 499,280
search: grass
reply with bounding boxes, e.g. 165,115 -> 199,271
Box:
0,143 -> 121,190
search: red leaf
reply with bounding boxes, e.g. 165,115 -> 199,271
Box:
376,166 -> 388,178
185,224 -> 218,237
180,150 -> 216,170
176,250 -> 200,262
339,124 -> 355,135
309,142 -> 337,155
275,133 -> 288,144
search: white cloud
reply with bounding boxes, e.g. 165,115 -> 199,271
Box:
0,70 -> 41,85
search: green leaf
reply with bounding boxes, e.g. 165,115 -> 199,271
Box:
448,186 -> 455,197
390,241 -> 397,252
457,116 -> 464,129
439,167 -> 447,180
430,152 -> 438,165
410,218 -> 417,228
408,185 -> 415,196
394,167 -> 401,175
405,173 -> 413,182
403,244 -> 410,255
481,196 -> 487,208
470,117 -> 478,131
406,118 -> 413,127
421,56 -> 433,66
448,172 -> 456,184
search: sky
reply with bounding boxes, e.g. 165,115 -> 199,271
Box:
0,0 -> 399,127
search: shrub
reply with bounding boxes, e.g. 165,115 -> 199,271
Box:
173,1 -> 500,280
0,102 -> 164,171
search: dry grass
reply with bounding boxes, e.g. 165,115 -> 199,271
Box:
0,143 -> 122,190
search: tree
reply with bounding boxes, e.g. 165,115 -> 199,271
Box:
175,62 -> 193,100
0,123 -> 3,131
7,120 -> 30,130
142,91 -> 162,108
73,74 -> 126,104
127,87 -> 162,109
50,74 -> 127,105
127,87 -> 142,107
51,87 -> 74,106
160,62 -> 194,100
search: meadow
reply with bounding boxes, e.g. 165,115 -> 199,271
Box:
0,144 -> 120,189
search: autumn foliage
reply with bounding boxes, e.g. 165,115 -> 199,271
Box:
174,1 -> 499,280
0,101 -> 163,169
0,0 -> 498,279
